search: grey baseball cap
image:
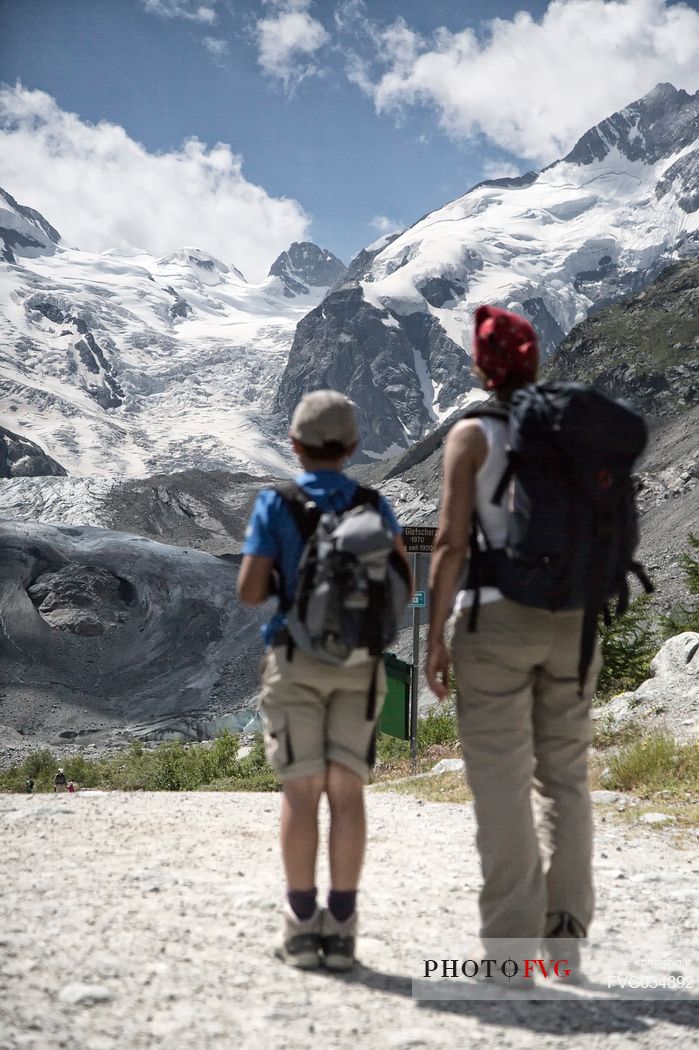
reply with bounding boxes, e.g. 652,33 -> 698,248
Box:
289,390 -> 360,450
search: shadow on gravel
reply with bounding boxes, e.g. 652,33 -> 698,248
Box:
327,964 -> 699,1036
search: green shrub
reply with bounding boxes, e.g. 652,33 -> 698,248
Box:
595,595 -> 658,700
662,533 -> 699,638
417,705 -> 459,748
376,704 -> 459,763
0,731 -> 280,793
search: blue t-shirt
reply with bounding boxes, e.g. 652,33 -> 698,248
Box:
242,470 -> 402,645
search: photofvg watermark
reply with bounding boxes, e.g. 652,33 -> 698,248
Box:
412,940 -> 698,1000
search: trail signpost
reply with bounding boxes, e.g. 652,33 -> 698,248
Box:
402,525 -> 436,761
403,526 -> 437,554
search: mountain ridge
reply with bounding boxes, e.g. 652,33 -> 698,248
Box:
276,82 -> 699,456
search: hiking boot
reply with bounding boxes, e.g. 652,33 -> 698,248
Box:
542,912 -> 586,980
320,908 -> 357,971
275,904 -> 322,970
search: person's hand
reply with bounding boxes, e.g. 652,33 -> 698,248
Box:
425,638 -> 451,700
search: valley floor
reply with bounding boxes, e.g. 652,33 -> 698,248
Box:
0,791 -> 698,1050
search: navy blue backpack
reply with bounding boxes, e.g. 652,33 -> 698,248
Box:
463,381 -> 653,687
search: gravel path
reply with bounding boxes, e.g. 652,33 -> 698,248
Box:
1,790 -> 698,1050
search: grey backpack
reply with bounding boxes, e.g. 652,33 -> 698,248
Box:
275,482 -> 410,664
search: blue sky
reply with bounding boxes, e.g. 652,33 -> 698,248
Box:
1,0 -> 699,280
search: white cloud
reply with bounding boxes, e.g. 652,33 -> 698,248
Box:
370,214 -> 401,234
143,0 -> 217,22
334,0 -> 368,33
359,0 -> 699,163
0,84 -> 310,282
481,160 -> 523,181
256,1 -> 330,90
202,36 -> 229,58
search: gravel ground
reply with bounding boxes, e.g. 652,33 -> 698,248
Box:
1,790 -> 698,1050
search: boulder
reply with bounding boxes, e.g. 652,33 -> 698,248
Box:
430,758 -> 465,776
595,632 -> 699,741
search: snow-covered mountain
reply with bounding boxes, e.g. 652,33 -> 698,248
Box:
0,205 -> 345,477
276,83 -> 699,455
1,82 -> 698,481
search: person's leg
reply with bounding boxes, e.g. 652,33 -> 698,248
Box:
280,773 -> 326,893
322,657 -> 386,968
258,646 -> 327,967
326,761 -> 365,892
452,600 -> 549,944
533,612 -> 602,937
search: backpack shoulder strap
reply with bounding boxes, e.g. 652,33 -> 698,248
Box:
349,483 -> 380,511
461,400 -> 510,424
274,482 -> 321,543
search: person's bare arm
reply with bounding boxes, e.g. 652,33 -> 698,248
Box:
425,419 -> 487,699
237,554 -> 274,606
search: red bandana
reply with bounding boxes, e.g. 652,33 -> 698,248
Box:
473,305 -> 539,390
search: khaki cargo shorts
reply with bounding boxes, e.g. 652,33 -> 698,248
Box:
258,646 -> 386,784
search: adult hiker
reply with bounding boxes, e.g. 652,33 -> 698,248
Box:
53,768 -> 68,793
238,390 -> 410,971
425,303 -> 647,968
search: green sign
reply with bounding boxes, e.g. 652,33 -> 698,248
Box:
380,653 -> 411,740
411,590 -> 427,608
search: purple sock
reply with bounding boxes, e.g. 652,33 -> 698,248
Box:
328,890 -> 357,923
287,887 -> 317,921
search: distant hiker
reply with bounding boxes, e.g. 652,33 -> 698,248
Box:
426,305 -> 649,969
25,778 -> 34,794
67,781 -> 76,794
238,390 -> 410,971
53,768 -> 67,793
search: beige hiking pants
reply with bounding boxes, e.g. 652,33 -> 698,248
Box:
451,599 -> 602,941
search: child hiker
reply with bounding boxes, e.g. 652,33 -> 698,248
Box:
238,390 -> 410,970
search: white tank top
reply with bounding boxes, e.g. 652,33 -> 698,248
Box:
454,416 -> 507,611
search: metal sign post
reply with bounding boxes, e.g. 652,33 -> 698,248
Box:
402,527 -> 437,765
410,552 -> 420,763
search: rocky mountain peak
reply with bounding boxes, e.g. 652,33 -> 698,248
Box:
268,241 -> 346,298
0,186 -> 62,263
0,426 -> 67,479
157,247 -> 245,285
563,82 -> 699,167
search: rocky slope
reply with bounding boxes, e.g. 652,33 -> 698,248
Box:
0,518 -> 268,758
548,259 -> 699,416
548,258 -> 699,610
276,83 -> 699,456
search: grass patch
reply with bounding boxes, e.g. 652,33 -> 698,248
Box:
0,733 -> 280,794
602,733 -> 699,801
374,771 -> 472,804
